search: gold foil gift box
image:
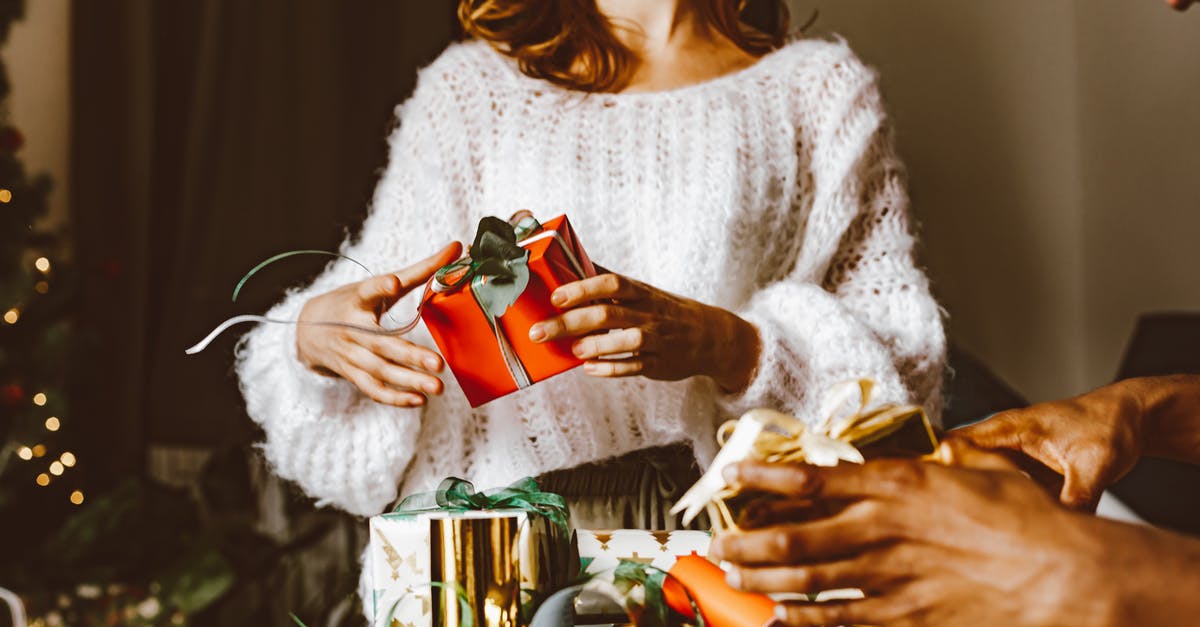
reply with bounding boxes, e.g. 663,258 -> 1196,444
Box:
365,479 -> 575,627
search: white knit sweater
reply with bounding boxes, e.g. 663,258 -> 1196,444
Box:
235,37 -> 946,517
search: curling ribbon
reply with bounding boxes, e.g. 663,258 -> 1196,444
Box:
185,213 -> 542,363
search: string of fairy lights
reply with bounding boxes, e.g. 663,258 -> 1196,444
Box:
2,186 -> 84,506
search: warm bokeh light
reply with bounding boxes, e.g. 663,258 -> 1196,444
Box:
60,451 -> 76,467
70,490 -> 85,505
35,473 -> 50,486
35,281 -> 49,294
31,444 -> 47,457
16,446 -> 33,460
3,308 -> 17,324
32,392 -> 46,406
0,189 -> 11,203
34,256 -> 51,272
45,416 -> 60,431
49,461 -> 64,476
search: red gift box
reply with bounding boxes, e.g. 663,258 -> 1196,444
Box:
421,214 -> 597,407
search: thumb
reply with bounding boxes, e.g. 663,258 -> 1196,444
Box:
356,241 -> 463,308
948,411 -> 1023,451
933,439 -> 1022,473
392,241 -> 464,293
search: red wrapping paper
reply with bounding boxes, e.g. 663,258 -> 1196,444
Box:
422,215 -> 597,407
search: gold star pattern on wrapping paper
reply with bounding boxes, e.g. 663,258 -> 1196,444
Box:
381,535 -> 423,583
626,552 -> 655,565
381,534 -> 405,581
651,531 -> 672,552
593,531 -> 613,551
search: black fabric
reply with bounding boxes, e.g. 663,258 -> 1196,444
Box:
941,342 -> 1028,430
536,442 -> 708,531
1109,313 -> 1200,537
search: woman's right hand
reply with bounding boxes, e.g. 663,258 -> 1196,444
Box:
296,242 -> 462,407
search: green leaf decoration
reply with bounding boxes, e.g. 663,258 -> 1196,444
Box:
472,256 -> 530,319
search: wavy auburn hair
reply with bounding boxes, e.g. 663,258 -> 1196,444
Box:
459,0 -> 790,93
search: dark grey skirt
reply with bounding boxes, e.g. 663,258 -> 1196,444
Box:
536,442 -> 710,531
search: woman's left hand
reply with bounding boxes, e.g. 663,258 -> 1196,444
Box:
528,273 -> 760,393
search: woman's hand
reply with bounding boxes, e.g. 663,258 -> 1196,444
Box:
296,242 -> 462,407
527,273 -> 760,393
948,382 -> 1146,511
710,457 -> 1200,627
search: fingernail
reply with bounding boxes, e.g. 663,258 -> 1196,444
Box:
725,568 -> 741,590
774,604 -> 789,621
529,325 -> 546,342
424,357 -> 441,371
550,291 -> 567,307
572,342 -> 587,358
722,463 -> 740,485
583,362 -> 599,374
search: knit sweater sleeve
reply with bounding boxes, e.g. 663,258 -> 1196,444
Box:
721,57 -> 946,425
234,64 -> 463,517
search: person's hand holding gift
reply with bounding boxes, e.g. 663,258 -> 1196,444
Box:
297,242 -> 462,407
710,454 -> 1200,627
528,272 -> 761,393
950,375 -> 1200,511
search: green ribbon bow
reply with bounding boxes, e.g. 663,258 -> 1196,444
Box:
394,477 -> 570,535
434,216 -> 537,319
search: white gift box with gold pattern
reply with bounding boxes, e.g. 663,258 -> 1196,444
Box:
576,529 -> 711,574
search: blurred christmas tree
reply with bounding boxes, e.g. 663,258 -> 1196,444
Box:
0,0 -> 73,552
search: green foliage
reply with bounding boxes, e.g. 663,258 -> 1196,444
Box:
158,548 -> 236,614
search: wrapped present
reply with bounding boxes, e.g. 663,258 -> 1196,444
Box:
422,213 -> 597,407
364,478 -> 575,627
577,529 -> 711,575
573,529 -> 711,621
671,379 -> 939,531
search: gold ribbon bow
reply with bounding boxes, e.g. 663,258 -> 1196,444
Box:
671,379 -> 938,531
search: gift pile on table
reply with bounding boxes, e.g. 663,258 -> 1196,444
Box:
361,376 -> 939,627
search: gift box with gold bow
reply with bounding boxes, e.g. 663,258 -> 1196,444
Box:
671,379 -> 939,531
422,213 -> 597,407
363,478 -> 576,627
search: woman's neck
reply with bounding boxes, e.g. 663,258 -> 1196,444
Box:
596,0 -> 758,94
595,0 -> 700,54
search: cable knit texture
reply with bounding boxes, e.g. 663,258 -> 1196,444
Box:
235,37 -> 946,518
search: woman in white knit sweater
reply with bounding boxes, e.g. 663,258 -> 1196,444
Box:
235,0 -> 946,525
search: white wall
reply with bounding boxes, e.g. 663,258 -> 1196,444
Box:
4,0 -> 70,229
1075,3 -> 1200,386
794,0 -> 1200,402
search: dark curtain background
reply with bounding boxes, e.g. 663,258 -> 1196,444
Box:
69,3 -> 456,623
72,1 -> 456,475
